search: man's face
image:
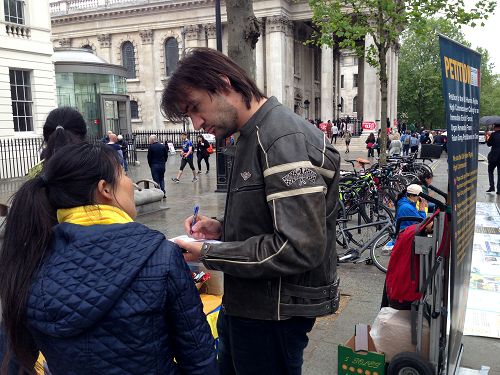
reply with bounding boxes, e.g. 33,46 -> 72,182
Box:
183,88 -> 239,139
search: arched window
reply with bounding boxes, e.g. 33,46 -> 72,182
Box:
165,38 -> 179,77
130,100 -> 139,119
121,41 -> 136,79
353,96 -> 358,113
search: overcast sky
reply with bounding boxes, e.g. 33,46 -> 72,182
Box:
462,2 -> 500,74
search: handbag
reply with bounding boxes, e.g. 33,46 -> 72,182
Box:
207,144 -> 214,154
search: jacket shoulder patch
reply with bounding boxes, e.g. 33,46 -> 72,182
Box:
282,167 -> 317,186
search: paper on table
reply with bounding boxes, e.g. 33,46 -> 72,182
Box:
169,235 -> 222,244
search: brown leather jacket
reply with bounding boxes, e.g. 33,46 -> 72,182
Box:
201,97 -> 341,320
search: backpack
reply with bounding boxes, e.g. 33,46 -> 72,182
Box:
403,135 -> 410,145
386,210 -> 448,304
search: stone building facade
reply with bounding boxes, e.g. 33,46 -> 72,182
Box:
49,0 -> 398,132
0,0 -> 56,137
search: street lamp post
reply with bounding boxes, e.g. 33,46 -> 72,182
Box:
214,0 -> 232,192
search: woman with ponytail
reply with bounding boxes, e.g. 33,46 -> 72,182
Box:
0,143 -> 218,374
27,107 -> 87,178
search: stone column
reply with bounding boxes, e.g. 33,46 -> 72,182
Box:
255,19 -> 265,92
185,25 -> 201,49
284,20 -> 294,109
334,49 -> 341,120
206,23 -> 217,50
265,16 -> 288,103
97,34 -> 112,63
139,29 -> 159,130
362,34 -> 380,128
321,45 -> 334,122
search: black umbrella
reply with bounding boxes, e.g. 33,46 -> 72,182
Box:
479,116 -> 500,126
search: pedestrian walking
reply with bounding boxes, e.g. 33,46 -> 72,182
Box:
366,132 -> 376,158
172,133 -> 198,183
331,122 -> 339,143
161,48 -> 341,375
147,134 -> 168,196
0,143 -> 218,375
344,129 -> 352,153
410,133 -> 420,154
196,135 -> 211,174
401,130 -> 411,156
486,123 -> 500,194
117,134 -> 129,172
389,134 -> 402,157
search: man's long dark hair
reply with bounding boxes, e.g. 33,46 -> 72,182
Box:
0,143 -> 121,372
161,48 -> 266,123
41,107 -> 87,161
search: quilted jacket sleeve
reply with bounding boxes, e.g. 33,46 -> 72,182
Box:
164,247 -> 218,375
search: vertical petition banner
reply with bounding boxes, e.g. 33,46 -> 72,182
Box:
439,35 -> 481,374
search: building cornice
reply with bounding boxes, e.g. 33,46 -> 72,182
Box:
51,0 -> 216,25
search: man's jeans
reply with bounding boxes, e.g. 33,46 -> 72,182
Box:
217,310 -> 315,375
150,164 -> 166,193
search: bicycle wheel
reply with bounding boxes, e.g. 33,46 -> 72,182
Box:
344,200 -> 393,248
370,228 -> 396,273
336,199 -> 348,248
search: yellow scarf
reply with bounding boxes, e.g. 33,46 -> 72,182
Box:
57,205 -> 133,226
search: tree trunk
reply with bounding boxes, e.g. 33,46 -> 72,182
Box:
226,0 -> 260,80
379,47 -> 389,165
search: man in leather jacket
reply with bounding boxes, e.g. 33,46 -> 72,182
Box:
161,48 -> 340,375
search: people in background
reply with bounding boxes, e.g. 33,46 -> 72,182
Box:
147,134 -> 168,196
487,123 -> 500,194
172,133 -> 198,183
196,135 -> 211,174
366,132 -> 376,158
410,133 -> 420,154
117,134 -> 129,172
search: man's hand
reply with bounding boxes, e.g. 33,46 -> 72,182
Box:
174,239 -> 203,262
184,214 -> 222,240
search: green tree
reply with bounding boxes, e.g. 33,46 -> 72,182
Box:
477,47 -> 500,118
398,19 -> 466,129
308,0 -> 495,162
398,22 -> 500,128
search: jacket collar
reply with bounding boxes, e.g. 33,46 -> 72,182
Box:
239,96 -> 280,138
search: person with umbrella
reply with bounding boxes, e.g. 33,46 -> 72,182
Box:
486,120 -> 500,194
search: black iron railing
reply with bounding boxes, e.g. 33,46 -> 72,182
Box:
0,130 -> 205,179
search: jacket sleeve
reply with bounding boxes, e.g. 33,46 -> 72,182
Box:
147,147 -> 152,167
201,132 -> 335,279
164,246 -> 218,375
163,145 -> 169,161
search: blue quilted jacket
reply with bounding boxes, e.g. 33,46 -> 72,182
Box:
24,222 -> 218,375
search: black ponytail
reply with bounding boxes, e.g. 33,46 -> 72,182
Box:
41,107 -> 87,161
0,143 -> 121,372
0,175 -> 56,371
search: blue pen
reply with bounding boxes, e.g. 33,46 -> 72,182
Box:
190,205 -> 199,234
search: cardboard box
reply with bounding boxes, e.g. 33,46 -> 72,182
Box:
338,324 -> 386,375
